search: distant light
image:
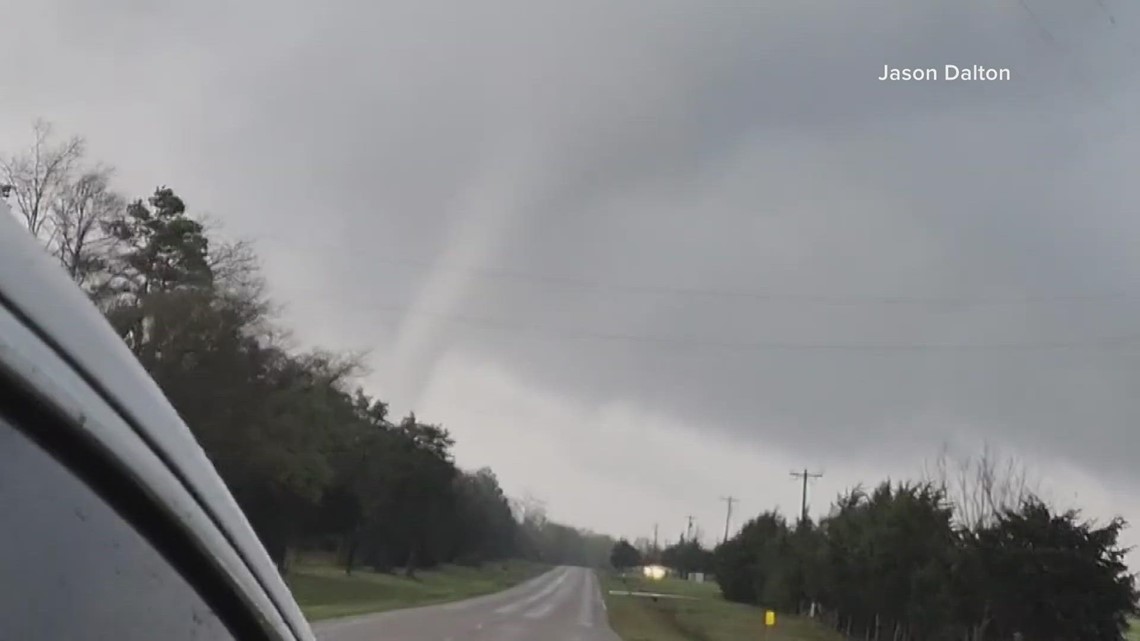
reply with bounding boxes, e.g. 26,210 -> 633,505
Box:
642,564 -> 667,580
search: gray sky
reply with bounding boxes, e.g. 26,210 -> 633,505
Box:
6,0 -> 1140,551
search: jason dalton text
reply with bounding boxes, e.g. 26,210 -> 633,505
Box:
878,64 -> 1011,81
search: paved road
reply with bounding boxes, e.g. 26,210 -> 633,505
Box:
312,566 -> 622,641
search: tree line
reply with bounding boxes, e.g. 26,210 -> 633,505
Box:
608,449 -> 1137,640
610,536 -> 714,580
2,120 -> 615,575
712,449 -> 1138,641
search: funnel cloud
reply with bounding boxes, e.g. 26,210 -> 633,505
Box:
2,0 -> 1140,554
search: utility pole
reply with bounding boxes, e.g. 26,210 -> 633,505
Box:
720,496 -> 739,544
790,469 -> 823,525
681,515 -> 695,580
653,523 -> 659,556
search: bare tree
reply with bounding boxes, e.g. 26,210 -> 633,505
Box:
511,493 -> 548,526
209,238 -> 262,293
1,119 -> 129,297
207,237 -> 270,316
924,442 -> 1036,531
53,167 -> 125,288
1,120 -> 86,240
199,220 -> 274,311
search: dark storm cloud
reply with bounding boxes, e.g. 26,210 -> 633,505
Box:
4,0 -> 1140,537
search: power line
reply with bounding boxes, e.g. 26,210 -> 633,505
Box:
311,254 -> 1139,308
258,237 -> 1138,308
353,303 -> 1140,352
791,469 -> 823,526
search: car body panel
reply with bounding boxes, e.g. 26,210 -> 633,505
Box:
0,202 -> 314,640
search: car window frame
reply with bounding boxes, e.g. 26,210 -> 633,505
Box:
0,408 -> 243,640
0,296 -> 303,641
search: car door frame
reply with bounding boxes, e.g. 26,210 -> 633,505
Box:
0,290 -> 308,641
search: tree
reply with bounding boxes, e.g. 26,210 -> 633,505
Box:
512,502 -> 615,568
714,511 -> 791,606
451,468 -> 518,565
52,167 -> 125,289
965,498 -> 1138,641
391,415 -> 458,576
105,187 -> 212,295
1,119 -> 85,239
662,538 -> 712,579
140,288 -> 358,569
1,120 -> 125,291
716,472 -> 1138,641
925,443 -> 1034,532
610,539 -> 642,571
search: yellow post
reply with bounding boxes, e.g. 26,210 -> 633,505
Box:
765,610 -> 776,627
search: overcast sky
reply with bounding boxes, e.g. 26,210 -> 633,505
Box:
6,0 -> 1140,552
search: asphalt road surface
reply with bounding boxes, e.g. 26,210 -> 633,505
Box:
312,566 -> 622,641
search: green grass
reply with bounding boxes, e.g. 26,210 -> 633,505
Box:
286,559 -> 547,621
601,573 -> 843,641
1127,618 -> 1140,641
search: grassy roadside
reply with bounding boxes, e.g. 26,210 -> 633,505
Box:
600,573 -> 842,641
286,559 -> 547,621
